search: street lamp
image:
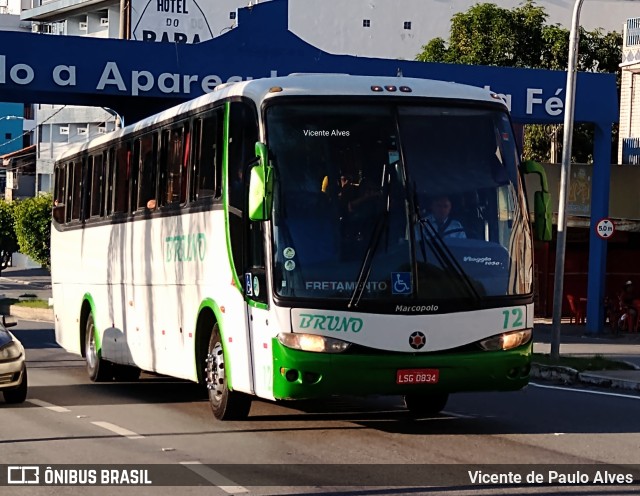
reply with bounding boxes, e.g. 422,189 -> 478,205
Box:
550,0 -> 585,360
102,107 -> 124,129
0,116 -> 24,122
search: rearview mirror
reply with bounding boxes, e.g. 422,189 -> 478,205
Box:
248,142 -> 273,221
2,315 -> 17,328
521,160 -> 552,242
533,190 -> 553,242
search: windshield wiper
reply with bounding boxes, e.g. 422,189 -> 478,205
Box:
348,167 -> 392,309
413,191 -> 481,301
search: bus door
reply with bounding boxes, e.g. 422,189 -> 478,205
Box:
243,220 -> 274,400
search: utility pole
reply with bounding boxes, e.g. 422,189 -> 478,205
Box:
550,0 -> 585,361
119,0 -> 127,39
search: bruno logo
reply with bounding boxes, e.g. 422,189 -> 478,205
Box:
299,314 -> 363,333
165,233 -> 206,262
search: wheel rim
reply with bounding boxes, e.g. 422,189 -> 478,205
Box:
205,341 -> 225,404
86,319 -> 97,370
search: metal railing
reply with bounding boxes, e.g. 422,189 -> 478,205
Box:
622,137 -> 640,165
627,17 -> 640,47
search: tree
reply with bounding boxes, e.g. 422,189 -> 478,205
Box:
0,200 -> 18,272
416,1 -> 622,163
13,194 -> 53,269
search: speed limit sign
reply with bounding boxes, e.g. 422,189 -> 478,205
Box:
595,218 -> 615,239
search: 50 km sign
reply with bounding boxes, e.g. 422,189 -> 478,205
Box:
595,218 -> 615,239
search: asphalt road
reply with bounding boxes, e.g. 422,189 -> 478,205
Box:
3,320 -> 640,496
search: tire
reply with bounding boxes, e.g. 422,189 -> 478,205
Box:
205,324 -> 251,420
85,312 -> 112,382
3,367 -> 28,404
112,364 -> 141,382
404,393 -> 449,417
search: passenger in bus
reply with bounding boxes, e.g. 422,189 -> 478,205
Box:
337,173 -> 358,219
424,195 -> 466,239
140,151 -> 157,210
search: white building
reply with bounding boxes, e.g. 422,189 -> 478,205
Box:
619,17 -> 640,165
12,0 -> 637,193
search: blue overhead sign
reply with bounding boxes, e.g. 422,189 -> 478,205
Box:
0,0 -> 618,125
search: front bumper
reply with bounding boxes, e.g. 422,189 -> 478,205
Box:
272,339 -> 531,400
0,358 -> 26,391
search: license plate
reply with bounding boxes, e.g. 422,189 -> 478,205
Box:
396,368 -> 439,384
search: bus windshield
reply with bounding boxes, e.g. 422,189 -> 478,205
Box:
266,102 -> 532,304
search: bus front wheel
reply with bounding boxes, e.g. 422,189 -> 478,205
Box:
404,393 -> 449,417
205,325 -> 251,420
85,313 -> 112,382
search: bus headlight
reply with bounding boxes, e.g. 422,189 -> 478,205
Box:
0,341 -> 22,361
277,333 -> 351,353
478,329 -> 532,351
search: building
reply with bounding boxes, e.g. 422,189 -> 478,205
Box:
0,144 -> 35,201
619,17 -> 640,164
0,9 -> 34,197
10,0 -> 635,195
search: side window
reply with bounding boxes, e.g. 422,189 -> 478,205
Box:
191,108 -> 223,201
85,156 -> 93,220
71,161 -> 82,221
90,153 -> 104,218
105,149 -> 114,216
65,162 -> 73,223
53,164 -> 67,224
114,142 -> 130,213
159,124 -> 188,206
130,139 -> 140,212
138,133 -> 157,209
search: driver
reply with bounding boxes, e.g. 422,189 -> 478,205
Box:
424,195 -> 466,239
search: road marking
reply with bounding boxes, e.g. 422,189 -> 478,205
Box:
180,461 -> 248,493
91,421 -> 145,440
441,410 -> 474,419
27,399 -> 71,412
530,382 -> 640,400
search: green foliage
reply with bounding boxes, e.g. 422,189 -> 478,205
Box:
415,1 -> 622,163
13,194 -> 53,269
0,200 -> 19,268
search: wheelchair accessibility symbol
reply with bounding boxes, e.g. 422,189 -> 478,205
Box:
391,272 -> 412,295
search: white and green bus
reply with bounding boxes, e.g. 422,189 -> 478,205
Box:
51,74 -> 551,420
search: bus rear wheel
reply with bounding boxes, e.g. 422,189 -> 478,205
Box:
85,313 -> 112,382
404,393 -> 449,417
205,325 -> 251,420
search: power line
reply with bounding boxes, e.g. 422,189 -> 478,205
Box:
0,105 -> 69,152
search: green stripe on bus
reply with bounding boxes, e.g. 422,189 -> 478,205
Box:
83,293 -> 100,354
247,300 -> 268,310
222,101 -> 243,295
271,338 -> 531,400
197,298 -> 234,391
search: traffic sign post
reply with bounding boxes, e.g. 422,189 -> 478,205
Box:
595,218 -> 615,240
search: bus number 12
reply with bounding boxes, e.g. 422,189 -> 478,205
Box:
502,308 -> 523,329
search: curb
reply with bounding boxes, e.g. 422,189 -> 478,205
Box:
0,276 -> 52,289
531,363 -> 579,385
0,303 -> 54,322
531,363 -> 640,392
578,372 -> 640,392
